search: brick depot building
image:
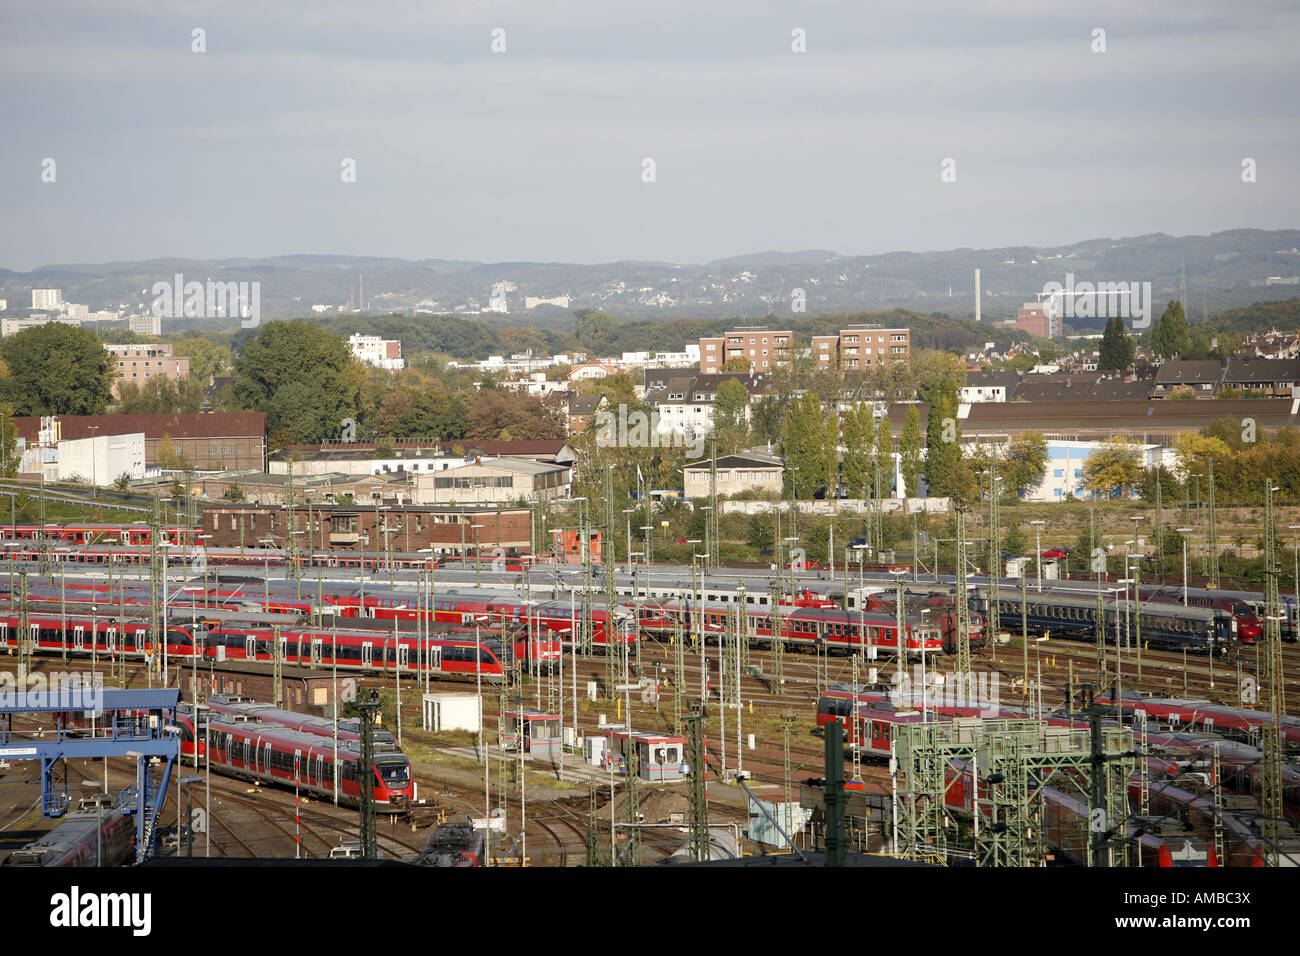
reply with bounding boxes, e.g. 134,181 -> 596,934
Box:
200,503 -> 534,557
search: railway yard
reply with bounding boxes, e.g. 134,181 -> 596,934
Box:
1,525 -> 1299,872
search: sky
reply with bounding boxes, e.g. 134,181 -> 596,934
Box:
2,0 -> 1299,272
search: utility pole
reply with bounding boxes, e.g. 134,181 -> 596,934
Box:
604,468 -> 618,697
1262,481 -> 1284,866
780,712 -> 797,818
672,613 -> 685,733
357,690 -> 380,859
285,459 -> 300,598
708,436 -> 718,575
1207,458 -> 1219,589
586,781 -> 601,867
272,623 -> 283,708
954,508 -> 972,679
987,456 -> 999,659
149,494 -> 162,681
770,581 -> 784,696
1154,478 -> 1164,581
824,720 -> 846,867
686,706 -> 709,863
1095,588 -> 1106,685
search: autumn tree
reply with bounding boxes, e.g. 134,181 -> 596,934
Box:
1082,439 -> 1145,499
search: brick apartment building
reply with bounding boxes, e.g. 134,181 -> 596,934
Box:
699,328 -> 794,373
811,326 -> 911,371
104,344 -> 191,397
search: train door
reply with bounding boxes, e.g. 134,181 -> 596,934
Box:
361,642 -> 373,668
28,623 -> 39,649
73,624 -> 85,651
262,741 -> 273,778
244,634 -> 256,659
311,638 -> 322,666
279,635 -> 289,664
132,629 -> 144,655
397,644 -> 409,672
311,753 -> 324,789
427,645 -> 442,675
105,626 -> 116,657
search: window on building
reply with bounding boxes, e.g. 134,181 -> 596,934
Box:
1053,469 -> 1064,478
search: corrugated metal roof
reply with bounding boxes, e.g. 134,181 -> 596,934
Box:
0,688 -> 179,714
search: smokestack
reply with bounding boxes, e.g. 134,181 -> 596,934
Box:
974,269 -> 981,323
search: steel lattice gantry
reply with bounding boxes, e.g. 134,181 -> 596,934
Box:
893,717 -> 1135,867
0,688 -> 180,863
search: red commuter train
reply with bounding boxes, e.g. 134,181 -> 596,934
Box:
206,714 -> 413,809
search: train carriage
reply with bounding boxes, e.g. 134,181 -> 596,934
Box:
205,715 -> 412,809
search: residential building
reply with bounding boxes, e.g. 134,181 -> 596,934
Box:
1014,375 -> 1154,403
524,295 -> 571,309
1,315 -> 83,337
960,369 -> 1020,404
643,371 -> 765,442
683,452 -> 784,498
31,289 -> 64,310
128,313 -> 163,336
347,334 -> 405,371
698,327 -> 793,373
813,326 -> 911,371
105,343 -> 192,397
1221,358 -> 1300,398
1152,360 -> 1225,398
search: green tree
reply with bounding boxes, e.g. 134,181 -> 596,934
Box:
712,379 -> 754,439
0,324 -> 114,415
899,405 -> 923,498
781,393 -> 827,497
1002,431 -> 1049,498
1150,300 -> 1192,360
173,335 -> 231,384
573,309 -> 620,354
232,321 -> 365,443
841,405 -> 873,496
1098,315 -> 1135,371
874,414 -> 894,496
0,402 -> 18,478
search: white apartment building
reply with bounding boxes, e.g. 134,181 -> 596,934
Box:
348,334 -> 405,371
31,289 -> 64,310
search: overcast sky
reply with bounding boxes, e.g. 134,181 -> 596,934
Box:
3,1 -> 1298,271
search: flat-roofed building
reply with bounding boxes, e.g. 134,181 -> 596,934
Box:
683,451 -> 784,498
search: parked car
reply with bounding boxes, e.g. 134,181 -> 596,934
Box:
848,537 -> 869,550
1042,549 -> 1068,559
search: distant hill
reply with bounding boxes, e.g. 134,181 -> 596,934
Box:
3,228 -> 1299,328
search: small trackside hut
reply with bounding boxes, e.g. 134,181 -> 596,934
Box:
605,729 -> 687,782
498,708 -> 562,759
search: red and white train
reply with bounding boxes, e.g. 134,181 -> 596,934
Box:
206,714 -> 413,809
